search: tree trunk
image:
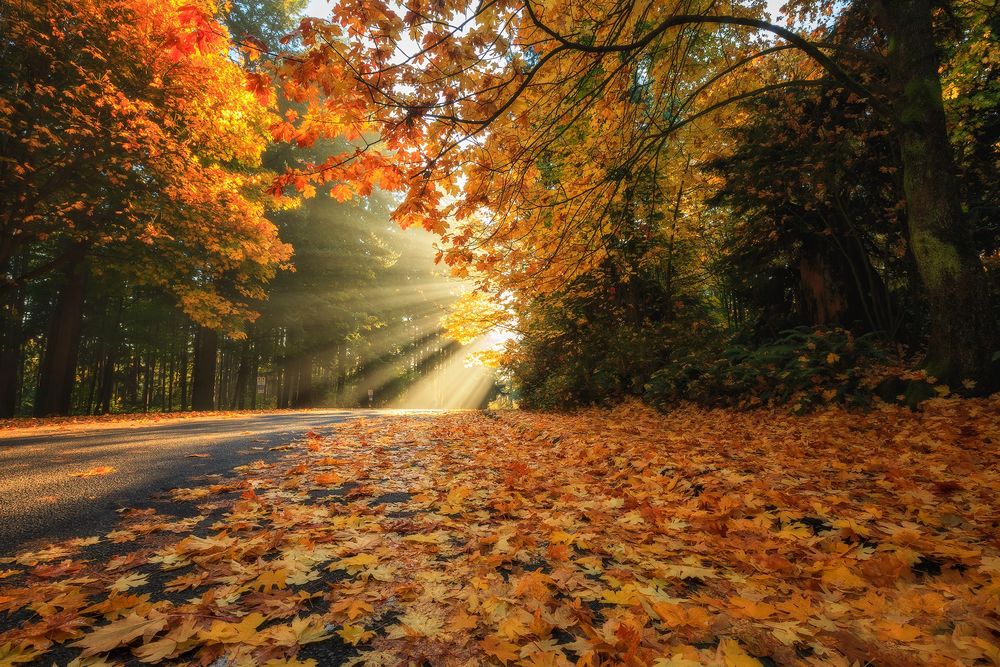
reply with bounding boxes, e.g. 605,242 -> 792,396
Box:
142,356 -> 153,411
874,0 -> 998,388
336,343 -> 347,403
231,341 -> 250,410
179,334 -> 189,410
293,352 -> 313,408
96,341 -> 116,415
34,258 -> 88,416
191,326 -> 218,411
0,287 -> 25,418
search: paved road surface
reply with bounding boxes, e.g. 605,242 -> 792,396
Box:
0,410 -> 378,554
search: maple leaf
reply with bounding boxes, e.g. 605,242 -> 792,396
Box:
109,572 -> 148,592
198,612 -> 264,645
131,618 -> 198,663
441,485 -> 472,513
447,609 -> 478,632
875,621 -> 921,642
0,642 -> 43,665
336,624 -> 375,646
513,570 -> 553,601
314,472 -> 342,485
330,183 -> 353,202
481,634 -> 520,664
727,597 -> 776,620
496,613 -> 531,640
248,568 -> 288,592
329,597 -> 374,621
821,564 -> 866,590
388,610 -> 443,638
69,611 -> 167,657
335,553 -> 379,574
267,615 -> 332,646
718,638 -> 764,667
601,587 -> 641,606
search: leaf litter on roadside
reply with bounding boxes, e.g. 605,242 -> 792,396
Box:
69,466 -> 117,478
1,398 -> 999,666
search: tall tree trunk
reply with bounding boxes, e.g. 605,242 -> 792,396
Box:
142,356 -> 153,412
874,0 -> 998,388
127,351 -> 139,406
179,333 -> 189,410
293,352 -> 313,408
167,344 -> 175,411
231,341 -> 250,410
34,257 -> 88,416
191,326 -> 218,411
96,346 -> 116,414
84,356 -> 99,415
0,287 -> 25,418
336,343 -> 346,404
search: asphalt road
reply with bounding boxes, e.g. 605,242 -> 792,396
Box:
0,410 -> 376,555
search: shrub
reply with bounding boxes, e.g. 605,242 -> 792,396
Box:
645,326 -> 885,413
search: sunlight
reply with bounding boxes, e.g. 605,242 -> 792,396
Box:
388,336 -> 497,409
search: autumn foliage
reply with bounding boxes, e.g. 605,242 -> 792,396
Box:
0,0 -> 289,331
270,0 -> 999,394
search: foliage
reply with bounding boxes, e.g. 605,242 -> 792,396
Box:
645,326 -> 885,413
272,0 -> 1000,398
1,400 -> 999,664
0,0 -> 289,331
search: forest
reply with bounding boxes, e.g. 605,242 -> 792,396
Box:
1,1 -> 999,665
2,0 -> 998,417
0,0 -> 487,417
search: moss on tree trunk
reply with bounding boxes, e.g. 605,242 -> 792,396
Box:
875,0 -> 998,390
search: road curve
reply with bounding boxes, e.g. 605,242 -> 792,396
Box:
0,409 -> 382,554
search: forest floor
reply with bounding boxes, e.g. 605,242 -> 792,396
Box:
0,399 -> 998,667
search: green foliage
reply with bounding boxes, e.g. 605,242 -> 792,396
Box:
645,327 -> 884,413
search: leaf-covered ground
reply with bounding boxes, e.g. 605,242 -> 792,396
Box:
1,399 -> 999,666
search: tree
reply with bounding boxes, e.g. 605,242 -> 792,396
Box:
0,0 -> 291,414
274,0 -> 997,388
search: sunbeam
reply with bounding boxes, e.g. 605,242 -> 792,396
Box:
389,336 -> 497,409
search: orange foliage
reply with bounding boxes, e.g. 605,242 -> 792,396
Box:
0,0 -> 290,331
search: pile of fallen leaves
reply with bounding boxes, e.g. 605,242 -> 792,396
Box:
1,398 -> 999,666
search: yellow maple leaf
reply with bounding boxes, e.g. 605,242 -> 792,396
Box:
601,587 -> 641,605
109,572 -> 148,592
0,642 -> 43,666
199,612 -> 264,645
335,553 -> 379,574
336,624 -> 374,646
481,634 -> 520,664
69,612 -> 167,657
718,637 -> 764,667
388,610 -> 443,638
821,564 -> 866,590
249,568 -> 288,592
728,596 -> 776,620
448,608 -> 479,632
329,597 -> 374,621
875,621 -> 921,642
497,613 -> 531,640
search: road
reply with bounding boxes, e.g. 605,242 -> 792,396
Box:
0,410 -> 377,555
